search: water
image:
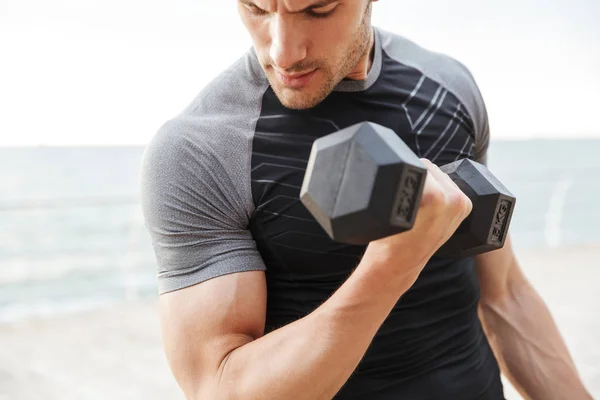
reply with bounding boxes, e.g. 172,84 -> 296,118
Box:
0,147 -> 155,321
0,141 -> 599,321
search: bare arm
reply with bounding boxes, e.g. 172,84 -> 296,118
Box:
162,253 -> 418,400
476,234 -> 592,400
159,160 -> 472,400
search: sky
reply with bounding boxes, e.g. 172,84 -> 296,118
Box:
0,0 -> 599,146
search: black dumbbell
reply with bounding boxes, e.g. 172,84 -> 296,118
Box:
299,121 -> 516,259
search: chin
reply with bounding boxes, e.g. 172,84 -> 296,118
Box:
271,83 -> 330,110
264,67 -> 337,110
278,93 -> 320,110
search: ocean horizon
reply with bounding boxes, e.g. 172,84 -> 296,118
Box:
1,138 -> 599,322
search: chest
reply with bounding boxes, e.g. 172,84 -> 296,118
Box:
249,84 -> 476,276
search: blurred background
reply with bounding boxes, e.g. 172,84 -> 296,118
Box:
0,0 -> 599,399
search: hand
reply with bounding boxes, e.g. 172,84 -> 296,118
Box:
362,159 -> 473,286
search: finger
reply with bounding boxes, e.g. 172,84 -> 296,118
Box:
421,158 -> 472,217
418,159 -> 445,205
420,158 -> 456,194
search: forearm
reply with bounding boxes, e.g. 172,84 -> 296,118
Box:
479,280 -> 592,400
212,252 -> 422,400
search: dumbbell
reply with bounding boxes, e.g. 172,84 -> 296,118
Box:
299,121 -> 516,259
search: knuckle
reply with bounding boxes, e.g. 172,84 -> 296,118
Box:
455,193 -> 473,215
421,186 -> 444,206
464,197 -> 474,215
447,191 -> 466,209
432,189 -> 448,208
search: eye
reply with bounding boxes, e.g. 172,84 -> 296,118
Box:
307,2 -> 338,18
244,3 -> 268,16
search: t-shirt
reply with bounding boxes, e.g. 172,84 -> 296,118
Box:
141,26 -> 505,400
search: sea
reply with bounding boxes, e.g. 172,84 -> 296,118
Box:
1,140 -> 599,322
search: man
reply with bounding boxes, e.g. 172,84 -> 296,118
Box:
141,1 -> 592,399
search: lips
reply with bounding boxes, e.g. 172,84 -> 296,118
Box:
275,69 -> 317,89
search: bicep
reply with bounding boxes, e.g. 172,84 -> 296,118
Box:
159,270 -> 267,399
140,120 -> 268,397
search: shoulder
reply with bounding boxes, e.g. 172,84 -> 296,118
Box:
143,47 -> 270,176
179,48 -> 270,121
158,48 -> 269,151
377,27 -> 490,162
378,27 -> 483,108
141,49 -> 270,215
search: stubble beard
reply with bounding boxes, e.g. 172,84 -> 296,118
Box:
266,4 -> 373,110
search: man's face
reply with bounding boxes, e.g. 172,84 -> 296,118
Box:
238,0 -> 374,110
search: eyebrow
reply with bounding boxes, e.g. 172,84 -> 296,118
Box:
240,0 -> 339,14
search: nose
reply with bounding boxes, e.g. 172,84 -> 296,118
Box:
269,14 -> 307,71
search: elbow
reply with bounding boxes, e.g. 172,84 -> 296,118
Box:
175,363 -> 234,400
190,381 -> 233,400
191,351 -> 239,400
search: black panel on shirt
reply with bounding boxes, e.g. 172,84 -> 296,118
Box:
249,50 -> 503,399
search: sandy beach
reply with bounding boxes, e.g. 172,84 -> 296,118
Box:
1,244 -> 598,400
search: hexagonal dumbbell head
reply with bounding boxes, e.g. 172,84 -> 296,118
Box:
300,121 -> 427,245
436,159 -> 516,258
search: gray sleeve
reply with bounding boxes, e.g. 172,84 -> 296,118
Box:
448,60 -> 490,166
421,57 -> 491,165
140,116 -> 266,295
378,28 -> 490,165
